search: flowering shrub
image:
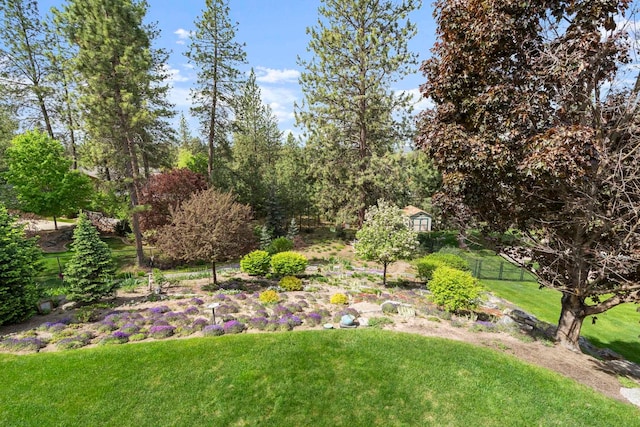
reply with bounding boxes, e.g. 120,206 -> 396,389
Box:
279,276 -> 303,291
223,320 -> 245,334
240,250 -> 272,276
248,317 -> 269,330
183,306 -> 199,316
214,293 -> 229,301
202,325 -> 225,337
235,293 -> 247,301
0,337 -> 44,352
175,326 -> 195,337
100,331 -> 129,345
259,290 -> 280,304
38,322 -> 67,332
332,308 -> 360,323
470,321 -> 497,332
164,311 -> 190,325
216,303 -> 240,315
330,293 -> 349,305
304,312 -> 323,326
270,251 -> 308,276
149,305 -> 171,315
192,318 -> 209,331
148,325 -> 175,339
190,297 -> 204,305
119,323 -> 140,335
285,302 -> 304,313
283,314 -> 302,327
152,319 -> 171,327
273,304 -> 292,316
129,333 -> 147,342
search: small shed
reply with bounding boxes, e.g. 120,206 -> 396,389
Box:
402,206 -> 432,232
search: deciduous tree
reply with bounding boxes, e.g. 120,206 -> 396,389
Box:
156,189 -> 255,285
5,130 -> 93,229
354,199 -> 418,285
297,0 -> 420,225
418,0 -> 640,350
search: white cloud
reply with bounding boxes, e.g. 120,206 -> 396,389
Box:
167,86 -> 192,108
260,85 -> 298,123
162,64 -> 190,83
174,28 -> 192,45
397,88 -> 433,112
255,66 -> 300,84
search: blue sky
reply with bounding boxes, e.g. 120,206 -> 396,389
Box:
38,0 -> 437,139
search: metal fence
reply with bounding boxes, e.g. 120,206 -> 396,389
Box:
468,258 -> 536,282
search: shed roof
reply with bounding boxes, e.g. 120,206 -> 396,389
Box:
402,205 -> 431,217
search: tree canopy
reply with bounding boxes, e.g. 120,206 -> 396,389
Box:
5,130 -> 92,229
354,199 -> 418,285
418,0 -> 640,350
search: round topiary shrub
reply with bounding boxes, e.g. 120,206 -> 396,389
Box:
270,251 -> 308,276
330,293 -> 349,305
202,325 -> 225,337
279,276 -> 303,291
223,320 -> 245,334
266,237 -> 294,255
259,289 -> 280,304
428,266 -> 483,313
240,250 -> 272,276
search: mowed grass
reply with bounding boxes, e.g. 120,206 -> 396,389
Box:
1,330 -> 638,426
482,279 -> 640,365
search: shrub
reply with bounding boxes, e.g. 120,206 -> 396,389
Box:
330,293 -> 349,305
248,317 -> 269,330
148,325 -> 175,339
223,320 -> 245,334
270,252 -> 308,276
416,252 -> 470,281
303,312 -> 323,326
129,333 -> 147,342
279,276 -> 303,291
192,318 -> 209,331
240,250 -> 272,276
202,325 -> 225,337
368,317 -> 395,328
428,266 -> 483,313
266,237 -> 294,255
259,290 -> 280,304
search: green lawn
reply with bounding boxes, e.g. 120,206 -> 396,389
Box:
1,330 -> 638,426
482,279 -> 640,364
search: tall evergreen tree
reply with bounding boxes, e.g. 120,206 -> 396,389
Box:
276,132 -> 314,223
231,69 -> 282,215
55,0 -> 174,266
186,0 -> 246,184
0,203 -> 41,325
0,0 -> 54,137
64,212 -> 116,303
297,0 -> 420,226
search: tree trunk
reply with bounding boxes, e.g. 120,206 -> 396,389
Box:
53,216 -> 58,231
382,262 -> 388,286
211,261 -> 217,285
555,292 -> 586,352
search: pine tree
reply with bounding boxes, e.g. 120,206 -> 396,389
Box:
186,0 -> 246,184
297,0 -> 420,226
0,0 -> 54,137
0,204 -> 41,325
55,0 -> 174,266
64,212 -> 116,303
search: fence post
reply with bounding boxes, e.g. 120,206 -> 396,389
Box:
498,262 -> 504,280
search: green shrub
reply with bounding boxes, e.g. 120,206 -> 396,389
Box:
330,293 -> 348,305
270,251 -> 308,276
368,316 -> 394,328
279,276 -> 303,291
240,250 -> 271,276
416,252 -> 470,281
259,290 -> 280,304
428,266 -> 483,313
266,237 -> 294,255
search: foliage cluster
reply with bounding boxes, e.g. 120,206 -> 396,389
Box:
428,266 -> 483,313
416,252 -> 470,282
270,251 -> 308,276
279,276 -> 303,292
330,293 -> 348,305
266,237 -> 294,255
240,250 -> 271,276
258,290 -> 280,304
0,205 -> 41,325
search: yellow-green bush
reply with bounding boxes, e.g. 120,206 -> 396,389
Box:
279,276 -> 303,291
240,250 -> 271,276
270,251 -> 308,276
259,290 -> 280,304
330,293 -> 349,305
416,253 -> 470,281
428,266 -> 483,312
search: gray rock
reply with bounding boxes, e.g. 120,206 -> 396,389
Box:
381,300 -> 400,314
62,301 -> 78,311
505,308 -> 538,326
358,317 -> 369,327
620,388 -> 640,407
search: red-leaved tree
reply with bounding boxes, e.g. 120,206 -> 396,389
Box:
139,168 -> 207,237
418,0 -> 640,350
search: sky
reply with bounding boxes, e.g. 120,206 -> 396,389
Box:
37,0 -> 437,139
